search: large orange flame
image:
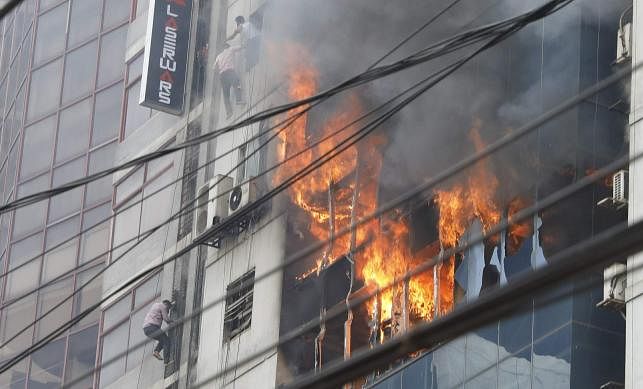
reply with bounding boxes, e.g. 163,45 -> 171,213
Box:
275,45 -> 437,322
433,121 -> 505,314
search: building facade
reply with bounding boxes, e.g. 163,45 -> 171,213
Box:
0,0 -> 150,387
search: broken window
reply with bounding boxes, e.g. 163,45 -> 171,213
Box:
224,269 -> 255,341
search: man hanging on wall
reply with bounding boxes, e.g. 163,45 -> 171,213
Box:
214,43 -> 244,119
142,299 -> 174,364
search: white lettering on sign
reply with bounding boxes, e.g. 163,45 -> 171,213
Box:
159,80 -> 172,104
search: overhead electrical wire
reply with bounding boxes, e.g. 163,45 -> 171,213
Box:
0,0 -> 588,376
0,0 -> 571,216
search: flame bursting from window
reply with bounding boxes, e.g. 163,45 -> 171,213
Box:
434,121 -> 536,311
275,48 -> 535,324
274,45 -> 438,321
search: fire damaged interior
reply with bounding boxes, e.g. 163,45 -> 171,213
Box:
264,0 -> 632,386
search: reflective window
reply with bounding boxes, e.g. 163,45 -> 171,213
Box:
80,204 -> 110,264
64,325 -> 99,388
56,98 -> 91,163
99,321 -> 127,387
103,295 -> 130,330
5,140 -> 17,197
74,266 -> 103,327
133,271 -> 161,309
68,0 -> 101,47
42,216 -> 80,283
123,80 -> 151,138
125,306 -> 150,370
141,163 -> 176,232
135,0 -> 149,18
97,24 -> 126,87
49,156 -> 85,222
127,53 -> 143,81
62,40 -> 98,104
85,141 -> 115,205
35,276 -> 74,340
92,83 -> 123,146
27,58 -> 63,120
114,167 -> 143,204
6,233 -> 43,300
20,115 -> 55,179
102,0 -> 130,30
533,323 -> 571,386
1,21 -> 14,75
112,194 -> 141,259
13,174 -> 49,238
0,360 -> 28,389
28,338 -> 66,387
0,213 -> 9,255
33,3 -> 68,64
112,155 -> 174,257
40,0 -> 65,12
0,295 -> 36,362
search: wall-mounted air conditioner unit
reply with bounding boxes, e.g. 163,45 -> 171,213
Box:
616,22 -> 631,64
194,175 -> 233,238
597,262 -> 626,311
228,179 -> 258,217
612,170 -> 628,208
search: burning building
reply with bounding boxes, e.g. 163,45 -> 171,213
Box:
89,0 -> 632,388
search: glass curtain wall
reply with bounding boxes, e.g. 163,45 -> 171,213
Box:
0,0 -> 135,387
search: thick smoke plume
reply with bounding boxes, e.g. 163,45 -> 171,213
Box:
263,0 -> 628,212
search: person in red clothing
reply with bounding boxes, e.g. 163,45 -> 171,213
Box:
142,299 -> 173,363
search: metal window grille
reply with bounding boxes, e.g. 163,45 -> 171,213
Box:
224,269 -> 255,341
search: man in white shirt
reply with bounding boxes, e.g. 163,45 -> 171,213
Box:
214,43 -> 243,119
227,15 -> 261,70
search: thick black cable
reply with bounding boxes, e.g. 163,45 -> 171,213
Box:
279,218 -> 643,389
0,0 -> 580,372
0,0 -> 571,216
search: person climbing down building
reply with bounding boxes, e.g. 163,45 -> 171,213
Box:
142,299 -> 174,364
214,43 -> 244,119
